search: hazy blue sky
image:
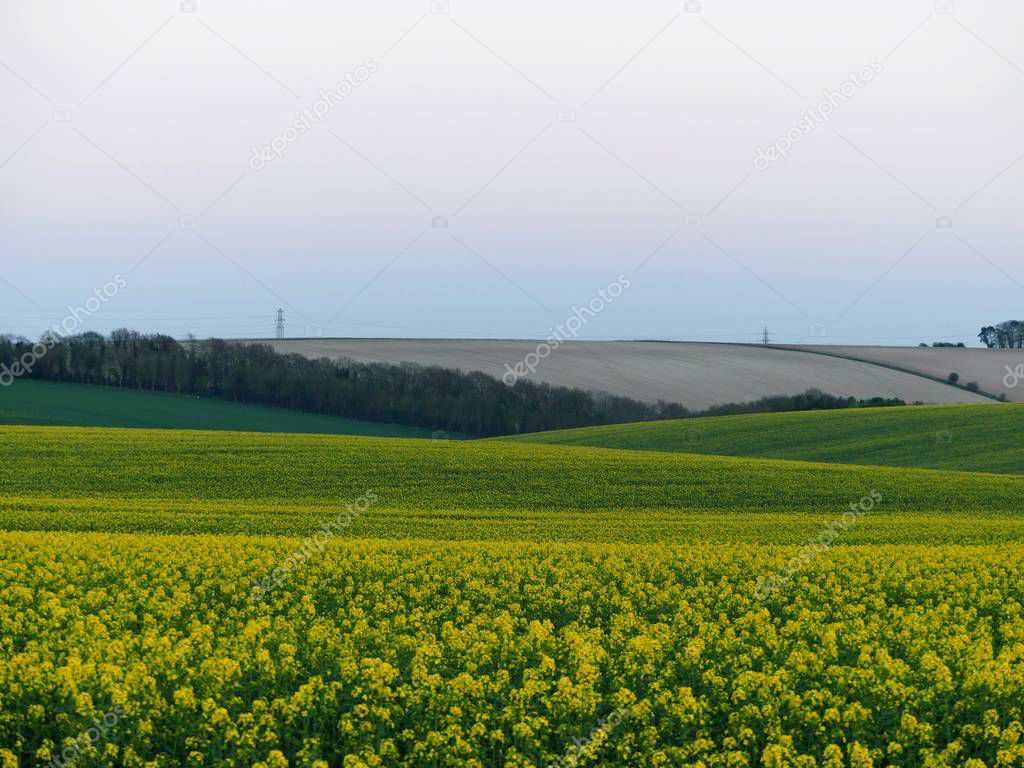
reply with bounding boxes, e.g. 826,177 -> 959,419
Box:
1,0 -> 1022,344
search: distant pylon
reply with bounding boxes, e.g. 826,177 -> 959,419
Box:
762,326 -> 770,345
275,308 -> 285,339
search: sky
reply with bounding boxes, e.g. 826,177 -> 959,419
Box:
1,0 -> 1022,345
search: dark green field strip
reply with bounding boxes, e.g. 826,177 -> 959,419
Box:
500,403 -> 1024,473
0,379 -> 432,437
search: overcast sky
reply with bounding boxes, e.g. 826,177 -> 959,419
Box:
1,0 -> 1022,345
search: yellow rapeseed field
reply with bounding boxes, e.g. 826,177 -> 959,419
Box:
0,426 -> 1022,766
2,535 -> 1023,767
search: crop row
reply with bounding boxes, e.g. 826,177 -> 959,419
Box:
4,496 -> 1024,545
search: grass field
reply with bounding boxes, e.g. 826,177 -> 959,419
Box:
501,403 -> 1024,473
0,379 -> 432,437
2,424 -> 1024,766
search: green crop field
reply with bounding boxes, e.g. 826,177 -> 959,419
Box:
2,426 -> 1023,516
500,403 -> 1024,473
2,423 -> 1024,767
0,379 -> 432,438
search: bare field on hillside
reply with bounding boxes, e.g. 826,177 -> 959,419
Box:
785,345 -> 1024,402
251,339 -> 991,409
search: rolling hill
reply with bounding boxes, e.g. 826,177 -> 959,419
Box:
0,379 -> 433,438
500,402 -> 1024,473
252,339 -> 991,409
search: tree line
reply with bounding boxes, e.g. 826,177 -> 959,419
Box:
978,321 -> 1024,349
0,330 -> 689,435
0,330 -> 909,437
